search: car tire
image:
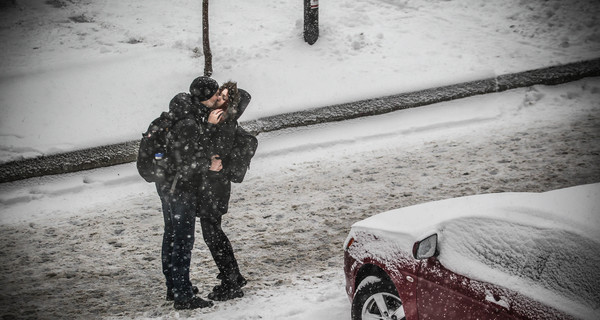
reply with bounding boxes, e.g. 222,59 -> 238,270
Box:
351,276 -> 406,320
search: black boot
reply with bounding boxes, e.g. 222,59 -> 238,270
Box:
207,284 -> 244,301
174,296 -> 214,310
212,273 -> 247,293
208,274 -> 245,301
167,286 -> 199,301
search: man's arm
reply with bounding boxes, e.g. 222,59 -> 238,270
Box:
171,118 -> 211,184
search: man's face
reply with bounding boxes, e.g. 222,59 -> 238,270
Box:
201,92 -> 219,108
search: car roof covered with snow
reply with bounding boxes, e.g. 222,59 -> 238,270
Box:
350,183 -> 600,250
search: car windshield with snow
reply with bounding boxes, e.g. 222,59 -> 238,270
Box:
344,183 -> 600,320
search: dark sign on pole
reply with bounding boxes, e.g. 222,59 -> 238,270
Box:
304,0 -> 319,45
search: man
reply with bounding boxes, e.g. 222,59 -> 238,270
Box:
156,76 -> 220,310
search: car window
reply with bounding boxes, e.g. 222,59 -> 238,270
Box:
440,218 -> 600,310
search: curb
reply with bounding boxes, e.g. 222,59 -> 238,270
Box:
1,58 -> 599,183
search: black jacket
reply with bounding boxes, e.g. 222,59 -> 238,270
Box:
165,92 -> 213,190
210,89 -> 251,162
197,89 -> 251,218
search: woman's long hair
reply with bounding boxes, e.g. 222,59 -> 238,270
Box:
219,81 -> 240,122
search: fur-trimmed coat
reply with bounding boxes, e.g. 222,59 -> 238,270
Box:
197,89 -> 251,218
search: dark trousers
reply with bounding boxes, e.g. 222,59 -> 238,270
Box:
157,184 -> 197,302
200,215 -> 241,283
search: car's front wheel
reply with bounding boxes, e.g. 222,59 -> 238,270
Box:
351,276 -> 406,320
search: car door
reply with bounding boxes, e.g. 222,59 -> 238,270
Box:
416,257 -> 514,319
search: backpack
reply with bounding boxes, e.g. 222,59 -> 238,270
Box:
224,126 -> 258,183
137,112 -> 176,183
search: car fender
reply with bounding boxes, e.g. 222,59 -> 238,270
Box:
354,257 -> 419,320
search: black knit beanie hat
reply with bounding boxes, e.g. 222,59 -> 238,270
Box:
189,76 -> 219,101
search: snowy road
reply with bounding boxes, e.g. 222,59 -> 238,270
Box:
1,79 -> 599,319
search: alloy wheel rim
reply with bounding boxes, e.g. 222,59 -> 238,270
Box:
361,292 -> 405,320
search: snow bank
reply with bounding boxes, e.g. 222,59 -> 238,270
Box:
1,0 -> 599,162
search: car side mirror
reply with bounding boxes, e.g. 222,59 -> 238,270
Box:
413,234 -> 438,259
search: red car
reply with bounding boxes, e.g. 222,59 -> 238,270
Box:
344,184 -> 600,320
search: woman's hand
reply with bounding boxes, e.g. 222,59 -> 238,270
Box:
208,109 -> 224,125
209,155 -> 223,172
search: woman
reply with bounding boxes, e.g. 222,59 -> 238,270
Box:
199,81 -> 250,302
203,82 -> 242,214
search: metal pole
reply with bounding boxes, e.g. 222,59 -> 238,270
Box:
203,0 -> 213,76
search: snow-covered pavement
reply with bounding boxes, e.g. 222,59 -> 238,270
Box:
1,78 -> 599,319
2,0 -> 599,163
1,0 -> 600,318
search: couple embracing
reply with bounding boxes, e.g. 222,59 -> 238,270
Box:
140,76 -> 254,310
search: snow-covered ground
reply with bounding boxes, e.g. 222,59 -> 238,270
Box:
1,0 -> 600,319
1,77 -> 599,319
1,0 -> 599,163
